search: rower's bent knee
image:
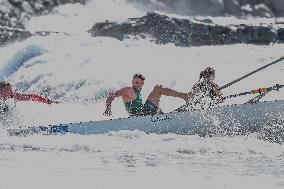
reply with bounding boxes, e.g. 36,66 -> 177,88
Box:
153,85 -> 163,93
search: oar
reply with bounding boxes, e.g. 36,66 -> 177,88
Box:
223,84 -> 284,100
174,57 -> 284,112
219,57 -> 284,90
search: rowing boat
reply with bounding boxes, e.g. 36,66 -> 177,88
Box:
8,100 -> 284,136
8,58 -> 284,137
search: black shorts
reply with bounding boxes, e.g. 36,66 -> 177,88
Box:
129,100 -> 161,116
142,100 -> 159,115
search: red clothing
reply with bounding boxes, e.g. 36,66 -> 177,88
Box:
13,93 -> 52,104
0,87 -> 51,104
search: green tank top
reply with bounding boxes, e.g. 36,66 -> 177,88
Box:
124,87 -> 143,115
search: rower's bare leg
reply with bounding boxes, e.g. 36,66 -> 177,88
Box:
147,85 -> 189,107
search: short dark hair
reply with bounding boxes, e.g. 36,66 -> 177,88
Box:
200,67 -> 215,79
133,73 -> 145,81
0,81 -> 11,89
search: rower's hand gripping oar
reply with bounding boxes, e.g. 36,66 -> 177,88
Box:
222,84 -> 284,100
174,57 -> 284,112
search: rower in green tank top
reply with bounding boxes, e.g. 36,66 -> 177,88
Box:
104,73 -> 190,117
124,87 -> 144,115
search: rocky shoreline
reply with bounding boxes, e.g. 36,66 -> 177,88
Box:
1,0 -> 284,46
89,12 -> 284,46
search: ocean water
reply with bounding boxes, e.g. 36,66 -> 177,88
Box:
0,1 -> 283,188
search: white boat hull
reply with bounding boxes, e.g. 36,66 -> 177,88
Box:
8,100 -> 284,136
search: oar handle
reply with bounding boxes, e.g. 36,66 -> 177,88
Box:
251,88 -> 268,94
223,84 -> 284,100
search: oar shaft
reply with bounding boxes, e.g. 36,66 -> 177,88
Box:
252,88 -> 268,94
219,57 -> 284,90
223,91 -> 251,99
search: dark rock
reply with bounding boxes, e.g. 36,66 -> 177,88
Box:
235,25 -> 277,43
0,26 -> 32,45
277,28 -> 284,42
0,0 -> 86,45
89,21 -> 133,41
89,12 -> 282,46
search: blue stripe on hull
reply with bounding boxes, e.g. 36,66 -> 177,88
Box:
50,125 -> 69,133
8,125 -> 69,136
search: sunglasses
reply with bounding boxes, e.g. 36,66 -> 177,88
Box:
134,81 -> 144,84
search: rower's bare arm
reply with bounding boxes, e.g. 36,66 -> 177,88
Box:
190,88 -> 198,97
106,88 -> 131,106
13,93 -> 55,104
104,87 -> 132,116
213,87 -> 225,103
211,87 -> 222,96
187,92 -> 194,102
